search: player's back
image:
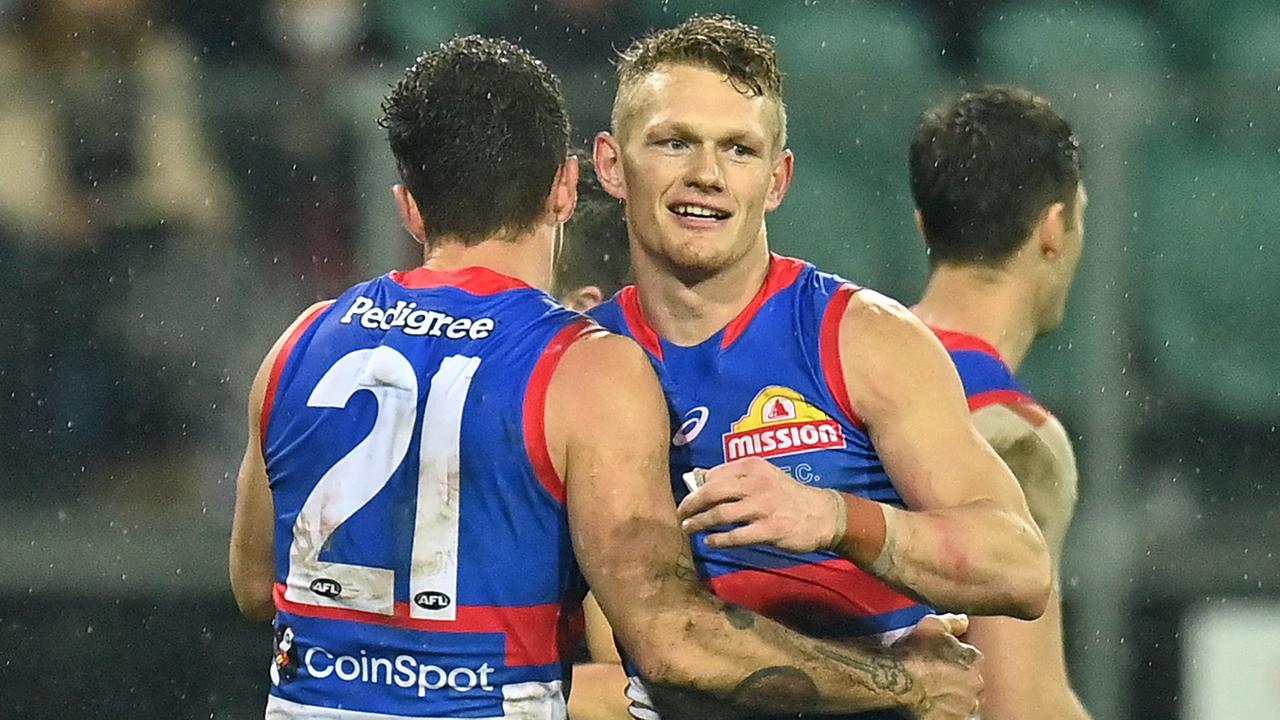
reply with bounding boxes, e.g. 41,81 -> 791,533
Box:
260,265 -> 591,719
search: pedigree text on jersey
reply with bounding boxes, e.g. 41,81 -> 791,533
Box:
340,296 -> 495,339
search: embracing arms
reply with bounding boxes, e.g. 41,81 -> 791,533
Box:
678,291 -> 1051,619
551,331 -> 982,718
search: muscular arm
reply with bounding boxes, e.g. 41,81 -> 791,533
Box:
229,302 -> 330,622
838,292 -> 1050,618
549,332 -> 971,717
964,405 -> 1091,720
678,293 -> 1050,619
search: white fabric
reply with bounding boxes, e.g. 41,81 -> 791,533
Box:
264,680 -> 566,720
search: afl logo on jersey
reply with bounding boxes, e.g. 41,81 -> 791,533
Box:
414,591 -> 452,611
723,386 -> 844,461
310,578 -> 343,598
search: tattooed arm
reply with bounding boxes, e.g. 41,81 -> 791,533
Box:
547,332 -> 982,717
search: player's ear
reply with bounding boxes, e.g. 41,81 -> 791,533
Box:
561,285 -> 605,312
1035,201 -> 1068,261
392,184 -> 427,244
549,155 -> 579,225
593,132 -> 627,201
763,148 -> 794,212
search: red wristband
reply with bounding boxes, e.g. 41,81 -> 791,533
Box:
834,492 -> 888,568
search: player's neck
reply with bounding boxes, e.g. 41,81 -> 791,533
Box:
421,229 -> 554,292
915,264 -> 1038,371
631,243 -> 771,347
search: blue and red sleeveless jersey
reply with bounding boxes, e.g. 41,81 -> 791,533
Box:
260,266 -> 592,719
591,255 -> 934,644
931,328 -> 1054,425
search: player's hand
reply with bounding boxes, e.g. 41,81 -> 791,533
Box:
676,457 -> 841,553
893,614 -> 984,720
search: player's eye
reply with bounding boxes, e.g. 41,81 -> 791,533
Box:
730,144 -> 758,158
659,138 -> 688,151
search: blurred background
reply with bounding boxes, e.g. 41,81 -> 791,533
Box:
0,0 -> 1275,718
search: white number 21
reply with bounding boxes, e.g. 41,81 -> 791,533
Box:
283,346 -> 480,622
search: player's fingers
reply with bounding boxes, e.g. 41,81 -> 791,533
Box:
919,612 -> 969,637
702,522 -> 774,549
676,479 -> 748,520
680,500 -> 764,534
950,639 -> 982,667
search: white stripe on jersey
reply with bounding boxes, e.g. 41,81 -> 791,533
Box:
265,680 -> 565,720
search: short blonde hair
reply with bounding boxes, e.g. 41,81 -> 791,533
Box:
612,15 -> 788,151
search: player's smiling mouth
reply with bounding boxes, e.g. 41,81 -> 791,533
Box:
668,201 -> 732,227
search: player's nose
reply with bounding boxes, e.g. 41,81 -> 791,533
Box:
684,146 -> 725,192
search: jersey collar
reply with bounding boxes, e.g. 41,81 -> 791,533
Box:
618,253 -> 808,359
390,266 -> 531,295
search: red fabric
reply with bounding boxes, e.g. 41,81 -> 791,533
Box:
837,492 -> 888,567
390,266 -> 530,294
260,301 -> 334,453
616,285 -> 664,360
273,583 -> 566,666
968,389 -> 1050,427
818,284 -> 865,430
721,254 -> 807,348
707,556 -> 917,630
931,327 -> 1003,359
523,320 -> 600,504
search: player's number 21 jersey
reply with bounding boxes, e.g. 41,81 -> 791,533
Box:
259,266 -> 592,720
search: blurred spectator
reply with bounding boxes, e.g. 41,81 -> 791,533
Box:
207,0 -> 381,298
0,0 -> 233,499
483,0 -> 650,143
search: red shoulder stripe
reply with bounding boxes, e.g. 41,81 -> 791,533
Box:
616,285 -> 664,360
819,284 -> 865,431
931,327 -> 1003,360
969,389 -> 1051,427
523,319 -> 602,504
259,301 -> 334,453
721,254 -> 807,348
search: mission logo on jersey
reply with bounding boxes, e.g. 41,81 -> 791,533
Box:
722,386 -> 845,461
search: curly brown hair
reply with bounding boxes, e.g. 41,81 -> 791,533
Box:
612,14 -> 787,150
380,36 -> 570,245
910,86 -> 1082,267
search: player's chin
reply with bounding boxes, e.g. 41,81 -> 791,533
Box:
664,243 -> 735,278
661,231 -> 739,271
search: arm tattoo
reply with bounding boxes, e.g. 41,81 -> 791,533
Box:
812,643 -> 913,696
674,553 -> 698,582
728,667 -> 819,711
723,603 -> 755,630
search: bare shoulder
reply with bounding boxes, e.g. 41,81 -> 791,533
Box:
970,404 -> 1077,481
549,329 -> 657,399
971,403 -> 1079,549
838,288 -> 964,415
543,328 -> 668,474
841,288 -> 929,336
840,288 -> 952,368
